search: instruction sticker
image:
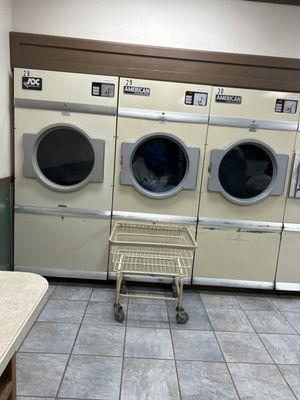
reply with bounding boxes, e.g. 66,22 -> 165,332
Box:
185,91 -> 208,106
275,99 -> 298,114
215,94 -> 242,104
22,76 -> 42,91
123,86 -> 150,96
91,82 -> 115,97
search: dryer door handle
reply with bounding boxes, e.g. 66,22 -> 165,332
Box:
289,153 -> 300,198
296,160 -> 300,192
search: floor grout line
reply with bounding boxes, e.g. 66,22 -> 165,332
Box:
268,298 -> 300,335
17,281 -> 300,400
21,349 -> 300,364
53,288 -> 93,400
118,287 -> 130,400
17,397 -> 55,399
211,326 -> 242,400
240,300 -> 299,400
209,304 -> 299,335
166,298 -> 183,400
24,320 -> 82,325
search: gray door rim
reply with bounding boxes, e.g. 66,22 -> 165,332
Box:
213,138 -> 280,206
31,123 -> 97,192
129,132 -> 191,199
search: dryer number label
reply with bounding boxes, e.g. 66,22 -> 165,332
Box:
215,94 -> 242,104
123,86 -> 151,96
275,99 -> 298,114
185,91 -> 208,106
22,76 -> 42,91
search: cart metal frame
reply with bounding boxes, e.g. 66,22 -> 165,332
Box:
109,222 -> 197,324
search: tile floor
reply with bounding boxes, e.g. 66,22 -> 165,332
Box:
16,281 -> 300,400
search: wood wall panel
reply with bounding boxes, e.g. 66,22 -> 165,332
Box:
10,32 -> 300,92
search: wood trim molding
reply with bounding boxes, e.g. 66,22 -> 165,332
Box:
10,31 -> 300,92
246,1 -> 300,5
0,177 -> 13,185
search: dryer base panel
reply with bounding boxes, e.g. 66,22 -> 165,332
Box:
193,226 -> 280,289
14,213 -> 110,279
276,230 -> 300,291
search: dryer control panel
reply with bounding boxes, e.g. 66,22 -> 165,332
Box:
91,82 -> 115,97
184,91 -> 208,106
275,99 -> 298,114
15,68 -> 119,107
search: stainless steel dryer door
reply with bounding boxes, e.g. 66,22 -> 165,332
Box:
208,139 -> 288,205
120,133 -> 200,199
23,124 -> 105,192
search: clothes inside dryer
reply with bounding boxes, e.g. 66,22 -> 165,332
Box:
131,136 -> 187,193
218,142 -> 273,200
121,130 -> 200,200
208,139 -> 288,206
36,126 -> 95,186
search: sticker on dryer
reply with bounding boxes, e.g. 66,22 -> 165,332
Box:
275,99 -> 298,114
91,82 -> 115,97
185,91 -> 208,106
215,94 -> 242,104
22,76 -> 42,91
123,86 -> 150,96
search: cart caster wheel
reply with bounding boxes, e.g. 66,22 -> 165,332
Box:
114,305 -> 125,323
176,311 -> 189,324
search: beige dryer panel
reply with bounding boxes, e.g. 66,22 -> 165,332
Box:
114,120 -> 207,216
14,68 -> 119,210
14,213 -> 110,278
114,79 -> 212,217
14,69 -> 118,280
119,78 -> 211,114
194,227 -> 280,287
211,86 -> 299,122
15,109 -> 116,210
15,68 -> 118,107
276,122 -> 300,290
276,230 -> 300,289
199,87 -> 300,222
283,130 -> 300,224
200,126 -> 295,222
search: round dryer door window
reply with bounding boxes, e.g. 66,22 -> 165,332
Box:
131,137 -> 187,195
218,143 -> 274,200
36,126 -> 95,187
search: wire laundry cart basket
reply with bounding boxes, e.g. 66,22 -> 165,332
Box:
109,222 -> 197,324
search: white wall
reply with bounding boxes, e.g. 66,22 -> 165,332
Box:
11,0 -> 300,58
0,0 -> 12,179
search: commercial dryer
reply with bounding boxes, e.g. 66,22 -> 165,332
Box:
14,68 -> 118,279
110,78 -> 212,282
276,125 -> 300,291
194,86 -> 299,289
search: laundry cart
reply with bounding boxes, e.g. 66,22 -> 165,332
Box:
109,222 -> 197,324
